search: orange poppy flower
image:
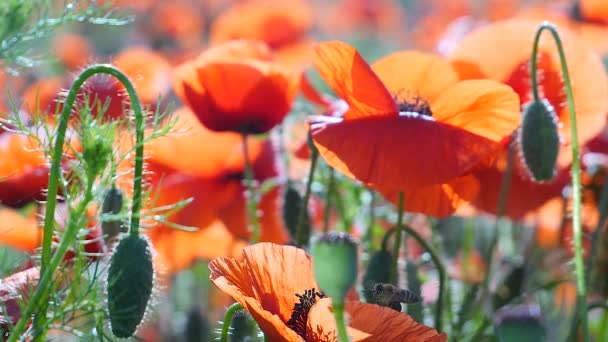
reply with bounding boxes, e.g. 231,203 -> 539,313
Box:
209,243 -> 446,341
113,47 -> 171,108
143,108 -> 290,272
51,32 -> 93,70
310,41 -> 520,216
173,40 -> 300,134
580,0 -> 608,24
449,19 -> 608,218
210,0 -> 312,50
450,18 -> 608,166
0,208 -> 40,251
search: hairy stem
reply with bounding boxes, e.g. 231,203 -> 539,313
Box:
241,132 -> 261,244
296,148 -> 318,247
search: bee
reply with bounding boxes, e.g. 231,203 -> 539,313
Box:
372,283 -> 421,312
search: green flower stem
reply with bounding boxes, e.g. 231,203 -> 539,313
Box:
364,191 -> 376,248
296,148 -> 318,247
332,300 -> 350,342
241,132 -> 261,244
389,192 -> 405,284
220,303 -> 243,342
323,167 -> 335,233
585,171 -> 608,282
483,140 -> 516,292
9,64 -> 147,341
531,22 -> 587,341
403,224 -> 445,332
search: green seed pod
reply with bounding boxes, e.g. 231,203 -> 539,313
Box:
101,186 -> 126,240
107,233 -> 154,338
518,99 -> 560,182
229,310 -> 258,342
362,249 -> 393,303
282,184 -> 310,243
311,232 -> 358,301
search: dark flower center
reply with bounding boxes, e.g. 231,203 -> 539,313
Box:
286,288 -> 326,339
394,92 -> 433,117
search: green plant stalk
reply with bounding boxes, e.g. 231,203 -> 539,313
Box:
220,303 -> 243,342
241,132 -> 261,244
364,191 -> 376,248
389,192 -> 405,284
531,22 -> 587,341
403,225 -> 445,332
332,300 -> 350,342
323,167 -> 335,233
10,64 -> 147,341
295,148 -> 318,247
483,141 -> 515,292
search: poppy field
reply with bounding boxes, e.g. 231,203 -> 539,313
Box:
2,0 -> 608,341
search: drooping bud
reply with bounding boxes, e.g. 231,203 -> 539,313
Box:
229,309 -> 259,342
282,183 -> 310,243
106,234 -> 154,338
311,232 -> 358,301
518,99 -> 560,182
101,186 -> 126,241
362,249 -> 392,303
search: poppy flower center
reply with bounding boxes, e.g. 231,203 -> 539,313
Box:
394,93 -> 433,117
286,288 -> 326,339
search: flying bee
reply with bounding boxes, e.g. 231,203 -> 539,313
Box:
372,283 -> 421,312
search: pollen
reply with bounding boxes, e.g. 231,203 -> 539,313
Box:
286,288 -> 326,339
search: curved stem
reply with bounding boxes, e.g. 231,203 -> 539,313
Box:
241,132 -> 261,244
10,64 -> 147,341
532,22 -> 587,341
332,301 -> 350,342
389,192 -> 405,284
220,303 -> 243,342
403,224 -> 445,332
296,148 -> 318,247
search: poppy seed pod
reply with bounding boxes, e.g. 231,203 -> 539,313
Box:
362,249 -> 393,303
106,234 -> 154,338
518,99 -> 560,182
311,232 -> 358,301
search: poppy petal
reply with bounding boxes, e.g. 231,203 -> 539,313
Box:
0,208 -> 40,252
379,175 -> 480,218
314,41 -> 397,119
371,51 -> 460,103
306,298 -> 447,341
209,243 -> 316,341
432,79 -> 520,143
310,114 -> 499,189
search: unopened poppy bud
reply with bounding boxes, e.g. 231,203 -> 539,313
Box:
101,186 -> 126,240
311,232 -> 358,301
362,249 -> 393,302
81,124 -> 113,181
106,234 -> 155,338
518,99 -> 560,182
229,309 -> 258,341
282,184 -> 310,243
494,304 -> 546,341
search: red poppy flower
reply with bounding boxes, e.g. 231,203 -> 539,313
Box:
580,0 -> 608,24
51,33 -> 93,70
174,40 -> 300,134
310,41 -> 520,216
0,130 -> 50,207
449,19 -> 608,218
142,108 -> 291,272
210,243 -> 446,341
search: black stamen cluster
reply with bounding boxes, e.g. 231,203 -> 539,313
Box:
286,288 -> 326,339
